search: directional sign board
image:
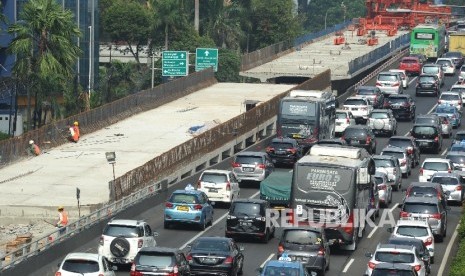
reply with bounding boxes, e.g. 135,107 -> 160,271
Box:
195,48 -> 218,72
162,51 -> 188,76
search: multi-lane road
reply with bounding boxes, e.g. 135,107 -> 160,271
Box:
33,66 -> 463,276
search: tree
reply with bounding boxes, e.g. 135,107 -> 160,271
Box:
7,0 -> 81,129
149,0 -> 187,50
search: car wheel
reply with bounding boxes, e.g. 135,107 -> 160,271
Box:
164,221 -> 170,229
431,256 -> 435,264
261,229 -> 270,244
435,234 -> 444,243
238,260 -> 244,275
199,217 -> 206,231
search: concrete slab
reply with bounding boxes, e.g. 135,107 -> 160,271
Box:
0,83 -> 295,219
240,29 -> 410,81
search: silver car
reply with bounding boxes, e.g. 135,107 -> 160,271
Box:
373,155 -> 402,191
437,115 -> 452,138
438,91 -> 462,112
431,172 -> 464,205
367,109 -> 397,136
376,71 -> 403,94
232,151 -> 274,182
375,171 -> 392,208
380,146 -> 412,178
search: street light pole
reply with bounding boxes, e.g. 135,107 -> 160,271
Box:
151,51 -> 155,89
87,25 -> 92,110
325,10 -> 329,30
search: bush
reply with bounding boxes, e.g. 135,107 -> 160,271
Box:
458,216 -> 465,241
0,131 -> 10,141
449,240 -> 465,276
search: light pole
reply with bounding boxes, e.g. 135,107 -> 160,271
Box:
341,2 -> 347,22
105,152 -> 116,185
151,50 -> 155,89
87,25 -> 92,110
325,9 -> 330,30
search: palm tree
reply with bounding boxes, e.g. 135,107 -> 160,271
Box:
7,0 -> 82,129
148,0 -> 185,50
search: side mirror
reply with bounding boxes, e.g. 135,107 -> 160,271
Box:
421,255 -> 430,262
387,227 -> 393,233
153,232 -> 159,237
364,252 -> 373,258
111,265 -> 118,271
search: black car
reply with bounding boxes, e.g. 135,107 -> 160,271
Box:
342,125 -> 377,154
265,137 -> 302,166
354,86 -> 385,108
415,74 -> 440,97
370,262 -> 419,276
446,151 -> 465,171
225,199 -> 275,243
443,51 -> 464,68
386,237 -> 431,274
410,124 -> 442,153
316,138 -> 347,146
186,237 -> 244,276
385,94 -> 416,120
277,227 -> 330,275
387,136 -> 421,168
131,247 -> 190,276
453,130 -> 465,144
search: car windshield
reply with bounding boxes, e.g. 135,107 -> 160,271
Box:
388,139 -> 411,148
396,226 -> 429,237
388,97 -> 407,104
401,58 -> 418,64
455,133 -> 465,141
423,67 -> 439,74
374,252 -> 414,263
103,225 -> 141,238
283,230 -> 320,245
336,112 -> 348,119
388,239 -> 425,254
201,173 -> 227,183
378,74 -> 398,82
270,142 -> 294,149
446,154 -> 465,164
422,162 -> 449,171
62,259 -> 99,273
264,267 -> 300,276
170,194 -> 199,204
136,253 -> 174,267
345,99 -> 367,106
231,202 -> 261,216
357,88 -> 377,95
375,177 -> 385,184
382,151 -> 405,160
419,75 -> 436,83
409,186 -> 438,196
403,203 -> 438,214
451,87 -> 465,93
372,269 -> 416,276
436,60 -> 452,66
440,94 -> 459,101
412,126 -> 437,135
415,117 -> 436,125
371,112 -> 389,119
444,52 -> 462,58
235,155 -> 263,165
431,177 -> 459,185
436,106 -> 456,114
344,128 -> 367,137
192,240 -> 230,252
374,159 -> 395,168
449,145 -> 465,152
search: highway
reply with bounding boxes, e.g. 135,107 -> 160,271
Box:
33,67 -> 463,276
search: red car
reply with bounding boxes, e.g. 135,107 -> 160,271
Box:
399,56 -> 422,76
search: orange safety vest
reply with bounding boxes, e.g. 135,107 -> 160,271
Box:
59,211 -> 69,226
69,126 -> 79,142
33,144 -> 41,156
74,126 -> 80,139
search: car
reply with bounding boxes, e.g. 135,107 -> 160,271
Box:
419,158 -> 454,182
98,219 -> 158,265
186,237 -> 244,276
385,94 -> 416,121
164,185 -> 214,230
376,71 -> 404,95
354,86 -> 385,109
316,138 -> 347,146
367,109 -> 397,136
225,198 -> 275,243
231,151 -> 274,183
415,74 -> 440,97
435,57 -> 456,75
341,125 -> 377,154
373,155 -> 402,191
197,169 -> 240,205
414,114 -> 442,131
266,137 -> 302,166
421,64 -> 444,87
434,104 -> 462,128
277,227 -> 330,275
374,171 -> 392,207
130,247 -> 190,276
449,142 -> 465,153
364,244 -> 427,276
403,181 -> 448,210
387,136 -> 421,168
450,83 -> 465,104
387,220 -> 434,264
446,151 -> 465,171
56,253 -> 117,276
438,91 -> 463,112
386,237 -> 431,272
409,53 -> 427,64
381,146 -> 412,178
399,196 -> 449,242
343,96 -> 373,123
431,172 -> 464,205
335,109 -> 356,136
259,253 -> 309,276
459,65 -> 465,83
399,56 -> 422,76
370,262 -> 419,276
389,69 -> 409,88
437,114 -> 453,138
410,124 -> 442,153
453,130 -> 465,144
443,51 -> 464,68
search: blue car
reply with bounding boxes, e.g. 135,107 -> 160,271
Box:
164,184 -> 214,230
434,104 -> 461,128
449,141 -> 465,153
259,253 -> 309,276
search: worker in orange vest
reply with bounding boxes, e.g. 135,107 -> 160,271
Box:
28,140 -> 41,156
68,121 -> 80,142
56,206 -> 69,235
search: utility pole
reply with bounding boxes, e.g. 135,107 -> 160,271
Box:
151,51 -> 155,89
87,25 -> 92,111
194,0 -> 199,32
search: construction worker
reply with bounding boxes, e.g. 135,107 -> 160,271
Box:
28,140 -> 41,156
68,121 -> 80,143
56,206 -> 68,235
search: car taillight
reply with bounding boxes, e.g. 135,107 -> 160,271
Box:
378,184 -> 387,190
401,160 -> 407,166
165,202 -> 174,208
232,162 -> 241,168
186,253 -> 192,262
392,82 -> 400,87
194,204 -> 203,210
224,256 -> 234,264
434,136 -> 439,142
278,244 -> 284,253
456,186 -> 462,191
430,213 -> 441,219
257,164 -> 266,169
286,148 -> 297,155
419,168 -> 423,175
343,212 -> 354,235
99,236 -> 104,246
197,180 -> 202,189
424,237 -> 433,246
167,265 -> 179,276
403,102 -> 410,107
346,118 -> 350,123
55,273 -> 62,276
361,107 -> 368,111
265,146 -> 274,153
368,261 -> 377,269
366,136 -> 372,144
414,264 -> 421,272
318,247 -> 325,256
407,148 -> 413,155
383,101 -> 390,108
138,238 -> 143,248
448,168 -> 452,173
400,211 -> 409,218
130,263 -> 143,276
226,182 -> 231,191
376,81 -> 382,86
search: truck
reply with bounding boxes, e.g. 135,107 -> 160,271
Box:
289,145 -> 376,251
448,32 -> 465,55
259,170 -> 293,208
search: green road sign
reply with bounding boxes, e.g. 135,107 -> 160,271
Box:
195,48 -> 218,72
162,51 -> 188,76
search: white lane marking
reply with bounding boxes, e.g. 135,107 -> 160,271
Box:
179,190 -> 260,249
437,220 -> 461,276
368,203 -> 399,239
342,258 -> 355,273
408,77 -> 417,85
441,148 -> 448,156
260,253 -> 275,268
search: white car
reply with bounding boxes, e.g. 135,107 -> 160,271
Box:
459,65 -> 465,82
438,91 -> 463,112
335,109 -> 356,135
367,109 -> 397,136
376,71 -> 403,94
98,219 -> 158,265
381,146 -> 411,178
56,252 -> 117,276
419,158 -> 454,182
436,57 -> 456,75
343,96 -> 373,122
450,83 -> 465,105
389,219 -> 435,262
197,169 -> 240,204
365,243 -> 427,276
389,69 -> 409,88
374,171 -> 392,208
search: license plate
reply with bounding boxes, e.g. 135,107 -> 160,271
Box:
209,188 -> 218,193
240,222 -> 252,226
351,140 -> 360,144
420,142 -> 429,146
243,167 -> 254,172
275,150 -> 286,155
391,105 -> 401,109
177,206 -> 189,211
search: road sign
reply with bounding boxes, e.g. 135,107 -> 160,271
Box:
162,51 -> 188,76
195,48 -> 218,72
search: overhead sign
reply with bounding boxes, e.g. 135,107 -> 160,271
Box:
195,48 -> 218,72
162,51 -> 188,76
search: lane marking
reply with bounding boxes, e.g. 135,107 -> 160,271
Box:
368,203 -> 399,239
437,220 -> 461,276
441,148 -> 448,156
180,190 -> 260,249
260,253 -> 275,268
342,258 -> 355,273
408,77 -> 417,85
389,203 -> 399,213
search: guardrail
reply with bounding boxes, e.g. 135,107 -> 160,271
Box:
0,181 -> 164,271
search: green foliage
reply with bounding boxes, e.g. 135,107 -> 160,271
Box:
450,232 -> 465,276
215,49 -> 241,82
304,0 -> 365,32
458,213 -> 465,241
0,131 -> 10,141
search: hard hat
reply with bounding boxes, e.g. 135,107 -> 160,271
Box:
73,121 -> 79,126
29,140 -> 34,145
57,206 -> 64,211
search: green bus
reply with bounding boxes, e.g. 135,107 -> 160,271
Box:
410,24 -> 446,59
